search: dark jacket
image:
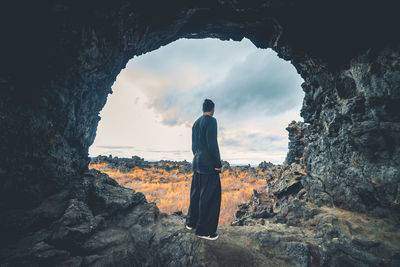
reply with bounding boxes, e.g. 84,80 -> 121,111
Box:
192,114 -> 222,174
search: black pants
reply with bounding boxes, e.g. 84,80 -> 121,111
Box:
186,171 -> 221,236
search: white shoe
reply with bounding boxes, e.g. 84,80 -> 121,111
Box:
196,232 -> 219,240
185,225 -> 193,230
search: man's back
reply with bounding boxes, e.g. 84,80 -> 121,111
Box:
192,114 -> 222,174
186,99 -> 222,240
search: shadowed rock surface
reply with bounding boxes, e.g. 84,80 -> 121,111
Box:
1,0 -> 400,266
232,162 -> 400,266
3,167 -> 399,266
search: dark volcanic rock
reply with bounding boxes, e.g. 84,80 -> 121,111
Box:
232,163 -> 308,226
257,161 -> 274,171
90,155 -> 194,174
231,163 -> 400,266
1,0 -> 400,266
284,121 -> 308,165
301,48 -> 400,215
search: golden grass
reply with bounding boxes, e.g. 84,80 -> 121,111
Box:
89,163 -> 267,226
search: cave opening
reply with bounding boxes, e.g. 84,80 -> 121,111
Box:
0,0 -> 400,266
88,37 -> 304,225
2,1 -> 399,265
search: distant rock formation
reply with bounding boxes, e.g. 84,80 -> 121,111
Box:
90,155 -> 193,174
257,161 -> 275,171
91,155 -> 149,172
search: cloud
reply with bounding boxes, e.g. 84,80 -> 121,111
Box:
127,37 -> 304,128
221,129 -> 287,152
96,145 -> 137,149
221,138 -> 241,146
128,38 -> 256,76
213,51 -> 304,119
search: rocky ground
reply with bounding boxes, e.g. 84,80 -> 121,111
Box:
231,162 -> 400,266
2,164 -> 399,266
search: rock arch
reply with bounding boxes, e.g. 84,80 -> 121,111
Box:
1,1 -> 399,265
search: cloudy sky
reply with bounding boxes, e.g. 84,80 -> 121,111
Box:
89,38 -> 304,165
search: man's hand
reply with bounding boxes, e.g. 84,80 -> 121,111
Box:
214,167 -> 222,172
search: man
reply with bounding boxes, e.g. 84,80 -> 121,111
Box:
185,98 -> 222,241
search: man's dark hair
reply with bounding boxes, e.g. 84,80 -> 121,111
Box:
202,99 -> 215,112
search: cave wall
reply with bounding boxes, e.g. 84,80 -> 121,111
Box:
1,0 -> 399,218
301,46 -> 400,215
